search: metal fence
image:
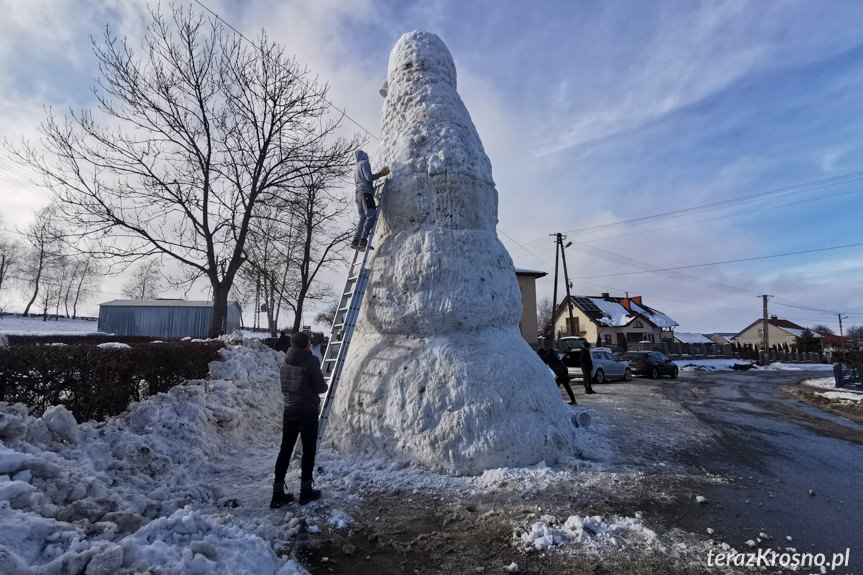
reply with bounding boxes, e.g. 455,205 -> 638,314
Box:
834,363 -> 863,389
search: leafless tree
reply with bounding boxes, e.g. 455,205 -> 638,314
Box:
812,324 -> 833,335
9,5 -> 360,337
241,172 -> 350,334
121,259 -> 164,300
537,297 -> 554,336
19,206 -> 64,317
63,254 -> 101,318
0,219 -> 21,306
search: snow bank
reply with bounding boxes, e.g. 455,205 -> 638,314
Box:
0,337 -> 304,575
329,30 -> 577,475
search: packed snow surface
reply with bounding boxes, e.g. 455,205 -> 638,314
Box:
330,30 -> 576,475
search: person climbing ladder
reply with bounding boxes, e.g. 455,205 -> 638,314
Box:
351,150 -> 389,251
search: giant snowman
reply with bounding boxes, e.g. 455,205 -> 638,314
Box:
329,31 -> 577,475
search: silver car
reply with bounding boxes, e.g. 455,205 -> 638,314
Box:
563,347 -> 633,383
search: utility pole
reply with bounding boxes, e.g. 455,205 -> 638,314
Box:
557,233 -> 576,337
838,313 -> 848,352
549,234 -> 560,345
760,294 -> 771,364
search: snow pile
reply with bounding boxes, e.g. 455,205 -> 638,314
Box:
330,30 -> 577,475
801,377 -> 836,389
816,390 -> 863,403
517,513 -> 661,553
0,337 -> 304,575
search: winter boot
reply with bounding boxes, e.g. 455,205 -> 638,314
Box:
357,238 -> 368,250
299,480 -> 321,504
350,239 -> 360,250
269,482 -> 294,509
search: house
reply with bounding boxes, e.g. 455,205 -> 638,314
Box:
98,299 -> 243,339
731,316 -> 820,350
673,332 -> 716,355
515,268 -> 547,345
708,333 -> 735,346
551,293 -> 677,351
816,331 -> 860,353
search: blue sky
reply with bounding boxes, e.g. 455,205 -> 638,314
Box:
2,0 -> 863,334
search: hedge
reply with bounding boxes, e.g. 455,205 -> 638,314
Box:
0,339 -> 225,423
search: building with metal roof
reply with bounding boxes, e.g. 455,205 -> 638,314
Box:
97,300 -> 243,339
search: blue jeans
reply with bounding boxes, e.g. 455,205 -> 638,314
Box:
353,192 -> 378,241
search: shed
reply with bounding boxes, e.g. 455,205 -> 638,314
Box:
97,299 -> 243,338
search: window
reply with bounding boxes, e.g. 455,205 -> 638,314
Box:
634,320 -> 644,328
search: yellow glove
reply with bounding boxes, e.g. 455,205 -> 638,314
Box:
380,167 -> 391,176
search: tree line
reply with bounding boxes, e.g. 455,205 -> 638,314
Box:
2,4 -> 362,335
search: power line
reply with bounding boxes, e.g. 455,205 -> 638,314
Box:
509,171 -> 863,255
191,0 -> 379,141
572,241 -> 863,279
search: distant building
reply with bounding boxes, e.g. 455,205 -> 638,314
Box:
731,315 -> 819,350
673,332 -> 716,355
515,268 -> 547,345
551,293 -> 677,351
98,299 -> 243,338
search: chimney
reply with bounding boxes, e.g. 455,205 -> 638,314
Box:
770,314 -> 778,320
600,292 -> 609,298
631,296 -> 643,307
620,298 -> 631,312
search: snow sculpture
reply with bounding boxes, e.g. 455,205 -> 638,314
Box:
329,31 -> 577,475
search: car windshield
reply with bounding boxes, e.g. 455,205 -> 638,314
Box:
559,339 -> 586,350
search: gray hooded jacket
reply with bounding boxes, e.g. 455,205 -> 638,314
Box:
354,150 -> 383,196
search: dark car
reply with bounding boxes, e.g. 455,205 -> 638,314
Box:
620,351 -> 679,379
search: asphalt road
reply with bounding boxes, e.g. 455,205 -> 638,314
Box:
655,369 -> 863,563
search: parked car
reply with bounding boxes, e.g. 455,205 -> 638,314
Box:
555,336 -> 589,353
561,347 -> 633,383
620,351 -> 679,379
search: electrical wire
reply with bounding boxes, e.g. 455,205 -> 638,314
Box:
191,0 -> 379,141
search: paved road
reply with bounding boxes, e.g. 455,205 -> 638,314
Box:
655,369 -> 863,562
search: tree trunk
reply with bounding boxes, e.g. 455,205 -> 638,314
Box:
208,281 -> 230,338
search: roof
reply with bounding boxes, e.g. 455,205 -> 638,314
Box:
732,317 -> 821,340
560,295 -> 678,329
514,267 -> 547,278
100,299 -> 241,308
674,332 -> 714,344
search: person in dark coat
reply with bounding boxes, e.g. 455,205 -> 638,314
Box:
579,342 -> 597,394
274,331 -> 290,352
271,332 -> 328,508
537,347 -> 577,405
351,150 -> 390,251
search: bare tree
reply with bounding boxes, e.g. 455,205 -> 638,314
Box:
537,297 -> 554,336
10,5 -> 360,337
122,259 -> 164,300
242,172 -> 350,334
63,254 -> 101,318
19,206 -> 63,317
0,220 -> 21,305
812,324 -> 833,335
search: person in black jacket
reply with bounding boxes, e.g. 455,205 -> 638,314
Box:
274,331 -> 290,352
537,347 -> 577,405
579,342 -> 597,394
271,331 -> 328,508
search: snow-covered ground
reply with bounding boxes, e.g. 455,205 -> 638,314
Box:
675,358 -> 835,372
0,316 -> 104,336
0,318 -> 854,573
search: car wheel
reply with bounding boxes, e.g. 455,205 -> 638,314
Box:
670,367 -> 679,379
623,368 -> 632,381
650,367 -> 659,379
594,369 -> 605,384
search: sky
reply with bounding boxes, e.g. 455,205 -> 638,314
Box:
2,0 -> 863,334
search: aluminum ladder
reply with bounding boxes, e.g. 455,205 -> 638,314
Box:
315,177 -> 387,447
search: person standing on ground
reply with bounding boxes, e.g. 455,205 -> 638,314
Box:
351,150 -> 390,251
271,332 -> 328,508
537,347 -> 577,405
579,341 -> 597,394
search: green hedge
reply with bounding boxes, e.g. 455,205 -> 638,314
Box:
0,340 -> 225,423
